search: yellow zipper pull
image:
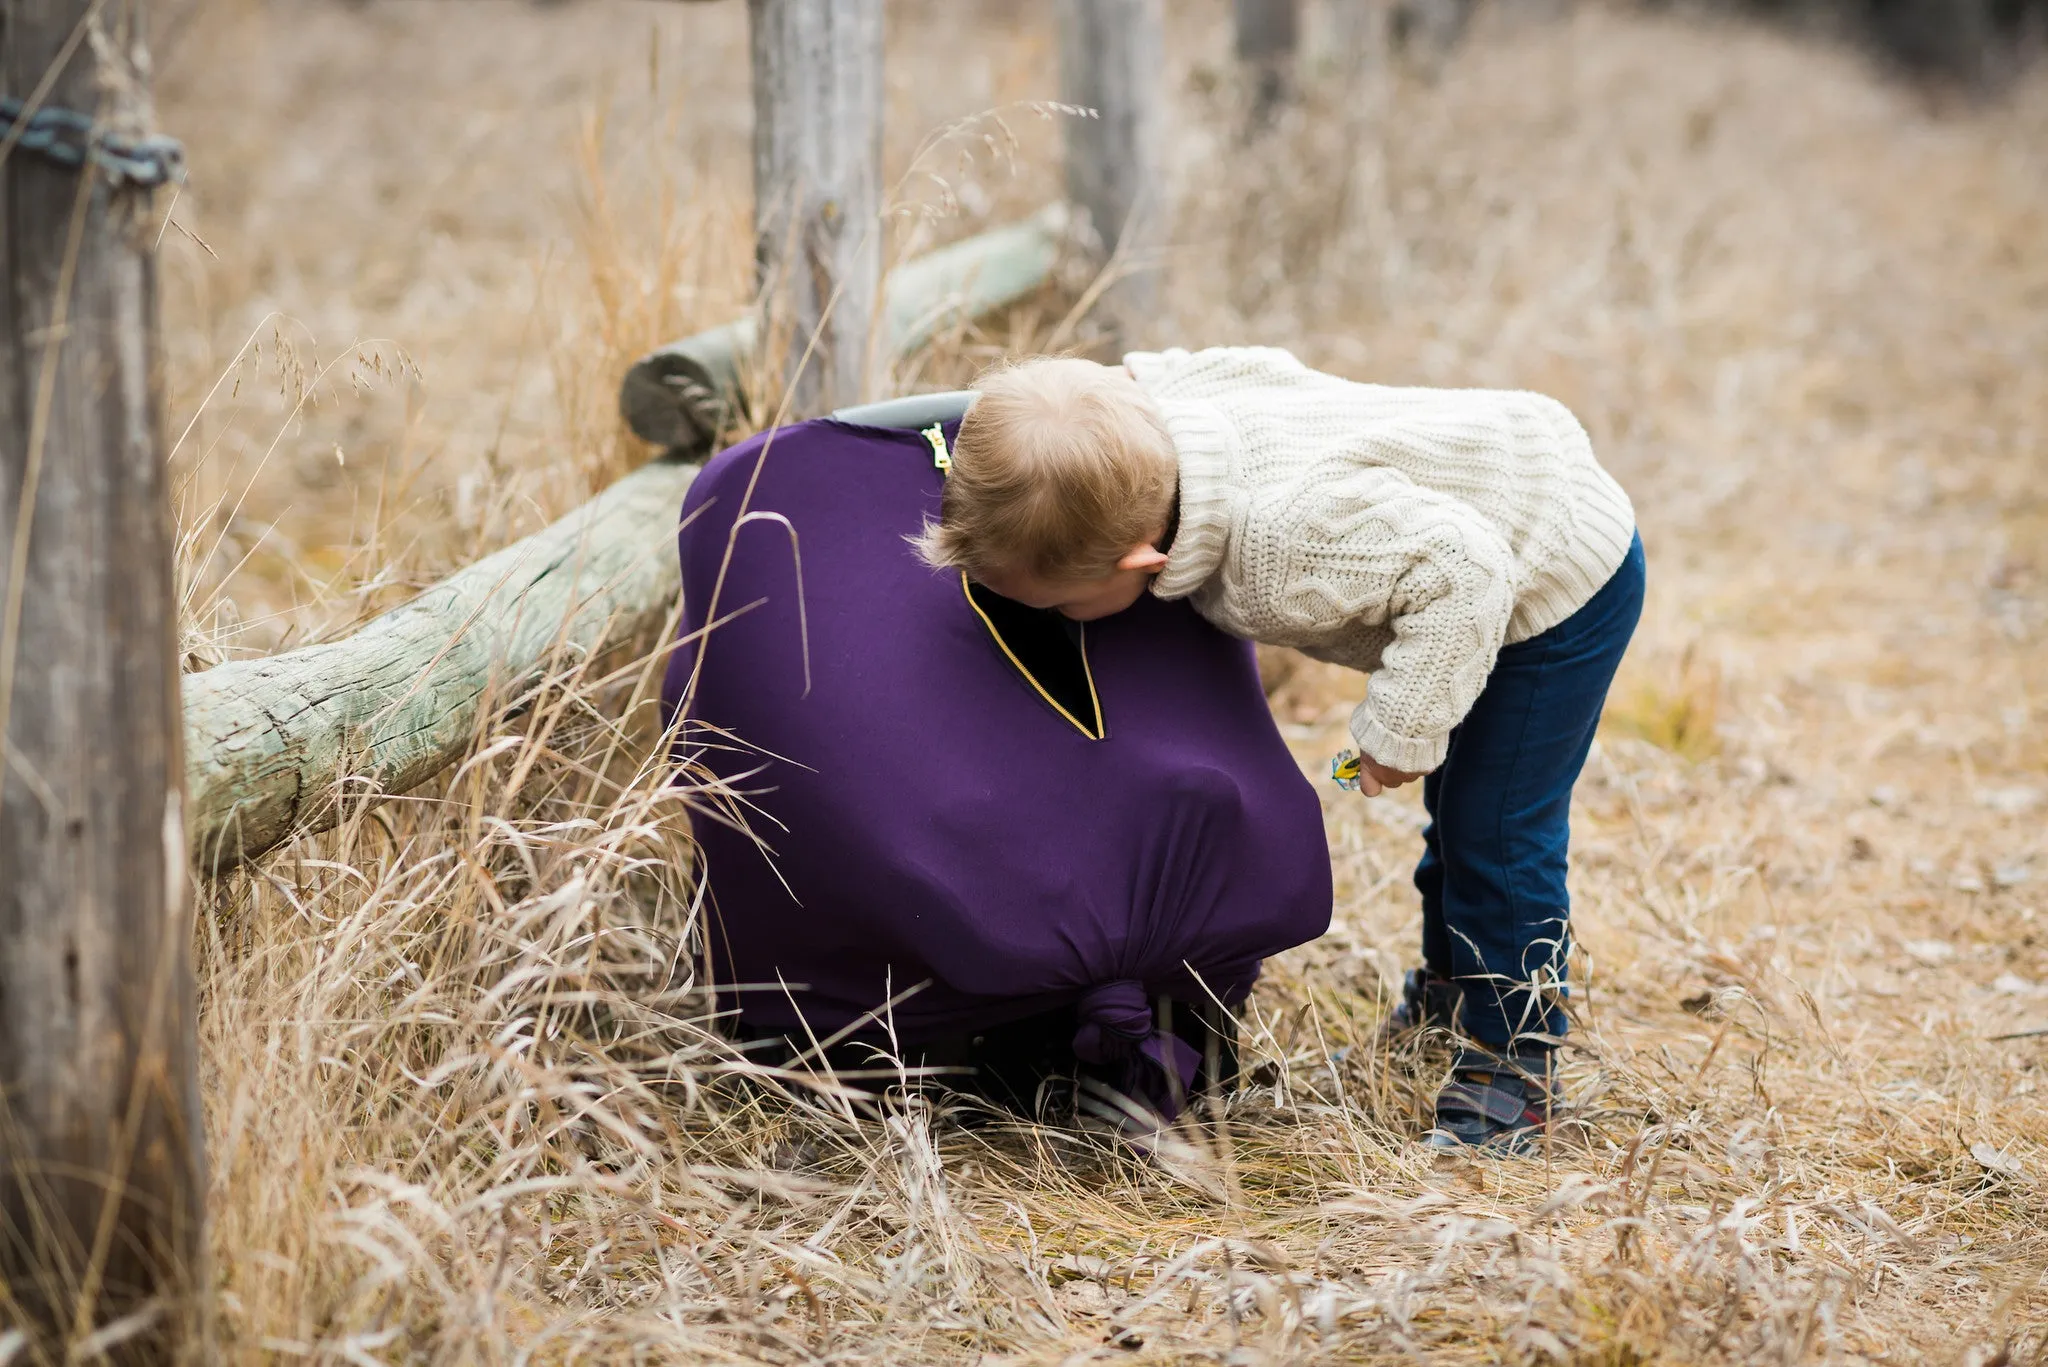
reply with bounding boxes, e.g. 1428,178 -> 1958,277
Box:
923,422 -> 951,471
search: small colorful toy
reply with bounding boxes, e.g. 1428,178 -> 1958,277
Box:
1330,748 -> 1364,792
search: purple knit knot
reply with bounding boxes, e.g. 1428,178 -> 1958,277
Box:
1071,979 -> 1154,1064
1069,980 -> 1205,1129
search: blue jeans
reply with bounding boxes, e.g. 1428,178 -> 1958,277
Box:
1414,532 -> 1645,1052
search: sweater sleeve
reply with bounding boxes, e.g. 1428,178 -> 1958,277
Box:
1275,467 -> 1516,774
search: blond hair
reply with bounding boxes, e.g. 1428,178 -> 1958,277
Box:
913,357 -> 1178,582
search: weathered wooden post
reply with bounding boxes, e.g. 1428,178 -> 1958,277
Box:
1390,0 -> 1471,61
1236,0 -> 1301,126
0,3 -> 204,1356
1058,0 -> 1164,337
747,0 -> 884,418
1321,0 -> 1382,79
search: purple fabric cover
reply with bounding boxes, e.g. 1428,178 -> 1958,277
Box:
662,418 -> 1332,1102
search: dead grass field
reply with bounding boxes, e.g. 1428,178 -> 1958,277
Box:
148,0 -> 2048,1360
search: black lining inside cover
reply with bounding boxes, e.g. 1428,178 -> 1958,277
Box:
963,575 -> 1104,739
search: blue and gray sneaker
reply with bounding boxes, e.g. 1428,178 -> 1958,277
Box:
1423,1047 -> 1554,1155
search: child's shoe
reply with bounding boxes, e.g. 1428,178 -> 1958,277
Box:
1422,1047 -> 1553,1155
1380,969 -> 1461,1042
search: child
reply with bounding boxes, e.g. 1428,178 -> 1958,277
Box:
915,348 -> 1643,1153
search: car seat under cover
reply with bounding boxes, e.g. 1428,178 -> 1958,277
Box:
661,416 -> 1332,1115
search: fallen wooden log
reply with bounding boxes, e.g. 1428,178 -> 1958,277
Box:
183,458 -> 700,872
619,203 -> 1069,450
186,208 -> 1068,872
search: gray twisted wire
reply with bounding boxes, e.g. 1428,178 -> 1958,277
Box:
0,96 -> 185,188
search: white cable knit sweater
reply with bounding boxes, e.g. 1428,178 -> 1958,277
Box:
1125,346 -> 1636,774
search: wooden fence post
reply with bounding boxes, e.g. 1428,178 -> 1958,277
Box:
747,0 -> 884,418
1390,0 -> 1471,61
0,3 -> 203,1357
1321,0 -> 1382,79
1058,0 -> 1164,338
1236,0 -> 1301,126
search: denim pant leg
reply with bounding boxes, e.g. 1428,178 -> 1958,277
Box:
1411,534 -> 1645,1050
1415,769 -> 1453,979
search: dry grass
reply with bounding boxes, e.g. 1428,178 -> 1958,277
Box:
129,0 -> 2048,1360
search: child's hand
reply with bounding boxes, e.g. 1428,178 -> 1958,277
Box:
1331,749 -> 1425,796
1357,757 -> 1423,796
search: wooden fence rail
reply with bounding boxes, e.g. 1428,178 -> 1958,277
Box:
619,204 -> 1068,450
184,209 -> 1071,872
183,458 -> 697,873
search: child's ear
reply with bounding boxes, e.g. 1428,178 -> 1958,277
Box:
1117,545 -> 1171,574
